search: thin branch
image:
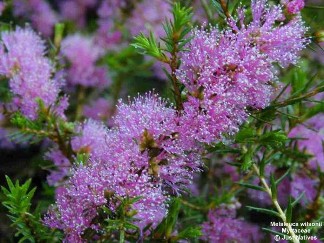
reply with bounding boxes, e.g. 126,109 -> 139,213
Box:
252,164 -> 300,243
271,85 -> 324,109
179,198 -> 207,211
169,35 -> 183,111
219,0 -> 231,19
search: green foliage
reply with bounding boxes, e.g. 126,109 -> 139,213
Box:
259,130 -> 287,149
54,23 -> 65,48
270,173 -> 277,200
246,206 -> 280,218
291,192 -> 305,207
153,198 -> 201,242
240,146 -> 253,171
132,2 -> 192,62
8,100 -> 75,162
154,198 -> 181,239
75,152 -> 90,166
275,168 -> 291,186
285,197 -> 293,223
162,2 -> 193,52
102,46 -> 164,97
83,196 -> 142,242
236,182 -> 265,192
173,226 -> 202,241
235,127 -> 287,149
1,176 -> 62,242
132,32 -> 167,61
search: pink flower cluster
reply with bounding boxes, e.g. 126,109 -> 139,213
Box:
289,114 -> 324,171
177,0 -> 308,144
0,27 -> 63,119
43,1 -> 309,239
58,0 -> 97,28
201,205 -> 263,242
45,94 -> 202,241
282,0 -> 305,14
126,0 -> 172,39
61,34 -> 110,88
12,0 -> 58,37
45,127 -> 167,241
95,0 -> 123,49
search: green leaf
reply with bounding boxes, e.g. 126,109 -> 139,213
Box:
173,227 -> 202,241
256,107 -> 277,125
161,2 -> 192,53
300,102 -> 324,121
285,197 -> 292,223
246,206 -> 280,218
1,176 -> 61,242
5,175 -> 15,192
291,66 -> 307,95
270,173 -> 277,200
275,168 -> 291,186
262,227 -> 289,238
235,127 -> 256,143
291,192 -> 305,207
54,23 -> 65,48
124,222 -> 139,231
154,198 -> 181,239
237,182 -> 266,192
211,0 -> 226,18
259,130 -> 287,148
75,153 -> 89,166
132,32 -> 166,61
241,148 -> 253,171
172,3 -> 192,33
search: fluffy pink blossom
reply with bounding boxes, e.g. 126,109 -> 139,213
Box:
83,98 -> 114,124
12,0 -> 58,36
176,0 -> 308,144
288,114 -> 324,171
95,0 -> 123,49
45,93 -> 203,240
177,27 -> 274,144
231,0 -> 308,67
71,119 -> 108,161
45,149 -> 70,186
114,93 -> 202,193
201,206 -> 263,242
61,34 -> 110,88
0,27 -> 63,119
58,0 -> 97,28
45,129 -> 167,241
282,0 -> 305,14
126,0 -> 171,38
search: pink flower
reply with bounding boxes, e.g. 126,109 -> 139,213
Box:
201,206 -> 263,242
114,93 -> 202,193
282,0 -> 305,14
0,27 -> 63,119
126,0 -> 172,38
12,0 -> 58,37
45,129 -> 167,241
45,149 -> 70,186
61,34 -> 111,88
289,114 -> 324,171
177,26 -> 274,144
